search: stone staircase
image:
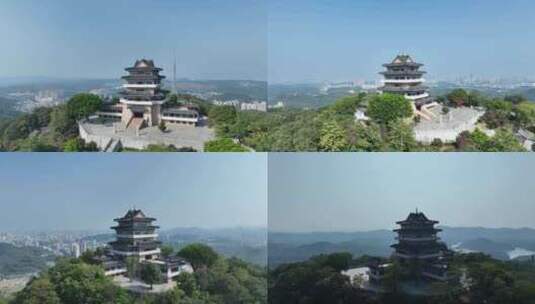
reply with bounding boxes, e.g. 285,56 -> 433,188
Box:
103,138 -> 121,152
127,117 -> 145,132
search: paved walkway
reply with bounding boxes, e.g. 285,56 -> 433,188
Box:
113,276 -> 176,294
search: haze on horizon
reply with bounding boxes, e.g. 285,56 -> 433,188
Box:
0,0 -> 266,81
0,154 -> 267,231
268,154 -> 535,233
268,0 -> 535,83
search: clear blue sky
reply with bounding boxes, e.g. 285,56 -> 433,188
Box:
0,0 -> 267,80
269,153 -> 535,232
269,0 -> 535,83
0,154 -> 267,231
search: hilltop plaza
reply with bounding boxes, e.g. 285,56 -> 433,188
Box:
356,54 -> 488,144
79,59 -> 214,151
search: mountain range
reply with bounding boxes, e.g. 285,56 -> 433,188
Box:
269,226 -> 535,268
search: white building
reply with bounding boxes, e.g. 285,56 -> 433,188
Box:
241,101 -> 267,112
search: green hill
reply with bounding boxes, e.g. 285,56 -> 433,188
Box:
0,243 -> 54,276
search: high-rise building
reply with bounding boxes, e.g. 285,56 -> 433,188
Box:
71,242 -> 81,258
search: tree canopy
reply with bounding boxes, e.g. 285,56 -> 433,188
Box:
367,93 -> 412,125
178,243 -> 219,271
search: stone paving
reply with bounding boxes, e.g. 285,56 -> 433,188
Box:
113,275 -> 176,294
80,118 -> 215,151
414,104 -> 485,143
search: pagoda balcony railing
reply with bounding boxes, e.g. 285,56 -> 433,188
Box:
380,70 -> 426,76
395,252 -> 441,259
112,226 -> 158,232
117,233 -> 158,239
383,78 -> 425,84
405,92 -> 430,100
381,85 -> 427,92
114,229 -> 157,234
123,83 -> 159,89
110,248 -> 161,257
120,94 -> 165,101
111,244 -> 160,252
396,235 -> 438,241
122,75 -> 165,81
120,97 -> 166,103
394,226 -> 439,232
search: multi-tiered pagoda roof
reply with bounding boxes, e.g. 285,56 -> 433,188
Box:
109,209 -> 161,258
379,54 -> 431,106
120,59 -> 166,103
391,210 -> 451,281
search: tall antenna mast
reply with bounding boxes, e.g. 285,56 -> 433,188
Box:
173,50 -> 177,95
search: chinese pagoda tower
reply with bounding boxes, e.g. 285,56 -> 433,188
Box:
120,59 -> 167,128
379,54 -> 431,108
391,210 -> 450,281
109,209 -> 162,261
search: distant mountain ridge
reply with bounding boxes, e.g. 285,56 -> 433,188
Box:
269,227 -> 535,268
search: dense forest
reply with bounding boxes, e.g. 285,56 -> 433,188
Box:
210,90 -> 534,152
1,243 -> 266,304
268,252 -> 535,304
1,89 -> 534,152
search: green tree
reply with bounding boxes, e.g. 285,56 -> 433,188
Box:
161,245 -> 174,259
319,120 -> 348,151
470,128 -> 491,151
62,138 -> 98,152
49,105 -> 76,136
504,94 -> 527,104
381,261 -> 402,294
208,106 -> 237,127
47,259 -> 130,304
515,102 -> 535,128
13,276 -> 60,304
65,93 -> 102,120
17,136 -> 58,152
385,119 -> 417,151
312,252 -> 353,272
126,256 -> 139,282
62,138 -> 81,152
347,122 -> 383,151
141,263 -> 162,289
159,120 -> 167,132
175,272 -> 200,297
447,88 -> 469,107
178,244 -> 219,271
329,95 -> 362,115
488,128 -> 525,152
204,138 -> 248,152
30,107 -> 53,128
167,94 -> 179,106
367,93 -> 412,125
482,99 -> 513,129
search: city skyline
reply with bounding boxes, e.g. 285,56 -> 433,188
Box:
0,154 -> 267,231
0,0 -> 267,80
268,153 -> 535,232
